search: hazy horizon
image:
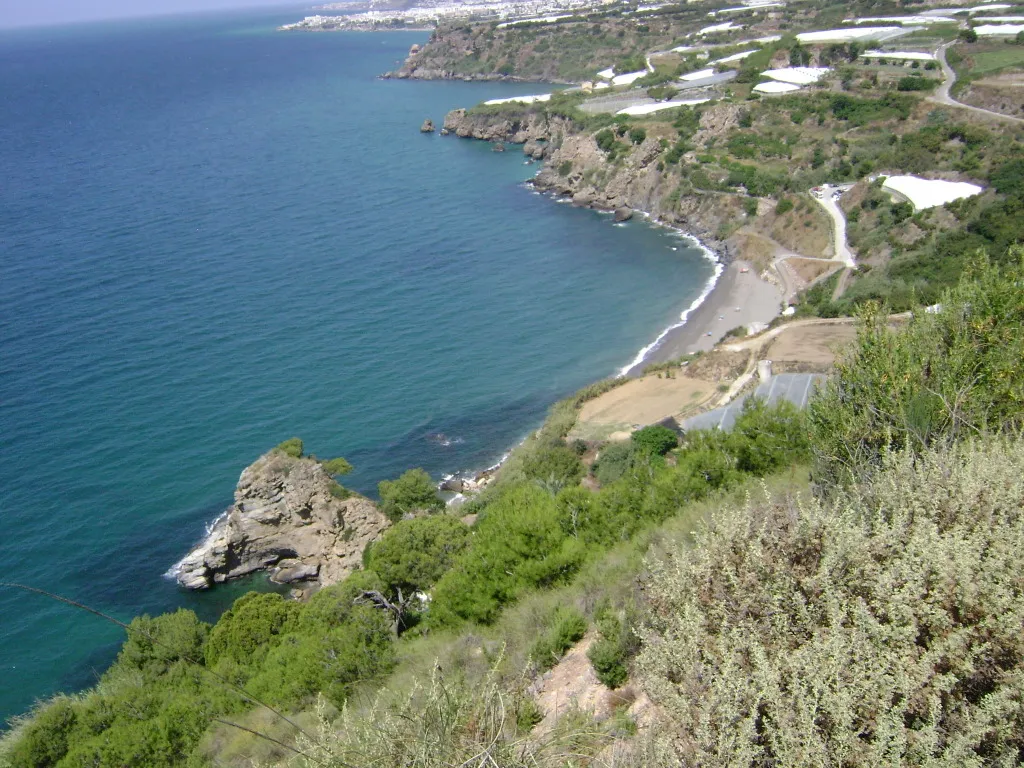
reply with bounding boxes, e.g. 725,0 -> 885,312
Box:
0,0 -> 319,30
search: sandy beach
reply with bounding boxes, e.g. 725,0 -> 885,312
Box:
627,260 -> 783,374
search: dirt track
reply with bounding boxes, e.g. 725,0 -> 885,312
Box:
930,43 -> 1024,125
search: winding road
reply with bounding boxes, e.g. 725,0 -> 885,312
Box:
811,184 -> 856,268
930,42 -> 1024,125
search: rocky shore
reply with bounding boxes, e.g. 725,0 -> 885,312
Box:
383,69 -> 536,82
440,106 -> 739,259
174,449 -> 389,591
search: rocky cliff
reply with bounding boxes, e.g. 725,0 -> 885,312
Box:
175,450 -> 389,591
442,106 -> 740,257
441,108 -> 562,146
384,36 -> 535,82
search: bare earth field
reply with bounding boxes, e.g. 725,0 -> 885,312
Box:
571,373 -> 715,440
573,320 -> 873,439
765,322 -> 857,371
785,257 -> 842,285
962,73 -> 1024,118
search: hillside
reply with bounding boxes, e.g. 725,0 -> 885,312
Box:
3,252 -> 1023,767
403,0 -> 1023,311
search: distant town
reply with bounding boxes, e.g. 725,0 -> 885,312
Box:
280,0 -> 625,31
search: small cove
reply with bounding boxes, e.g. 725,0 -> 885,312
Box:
0,10 -> 714,724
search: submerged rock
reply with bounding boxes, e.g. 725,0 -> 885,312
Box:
175,449 -> 389,590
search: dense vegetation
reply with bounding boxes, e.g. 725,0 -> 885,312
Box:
1,399 -> 808,767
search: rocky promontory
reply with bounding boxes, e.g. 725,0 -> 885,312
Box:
441,108 -> 562,146
175,449 -> 389,591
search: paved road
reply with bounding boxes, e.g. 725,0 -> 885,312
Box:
811,184 -> 856,268
930,43 -> 1024,124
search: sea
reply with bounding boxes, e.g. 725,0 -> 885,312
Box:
0,7 -> 716,725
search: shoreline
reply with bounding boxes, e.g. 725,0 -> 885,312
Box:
531,189 -> 783,378
441,188 -> 783,493
627,259 -> 783,373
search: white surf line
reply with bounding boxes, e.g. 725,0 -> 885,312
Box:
617,227 -> 724,377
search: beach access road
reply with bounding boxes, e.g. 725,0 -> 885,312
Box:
811,183 -> 856,268
931,43 -> 1024,125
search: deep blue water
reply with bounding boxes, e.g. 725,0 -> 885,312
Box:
0,9 -> 714,724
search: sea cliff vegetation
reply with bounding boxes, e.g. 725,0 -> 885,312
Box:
3,253 -> 1024,767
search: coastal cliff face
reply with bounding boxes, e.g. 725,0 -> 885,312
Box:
443,105 -> 742,256
533,130 -> 745,251
175,450 -> 389,590
442,108 -> 561,145
384,34 -> 535,82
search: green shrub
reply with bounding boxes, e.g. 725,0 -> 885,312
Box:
5,698 -> 77,768
429,485 -> 585,626
587,635 -> 629,689
328,480 -> 351,499
367,515 -> 470,596
557,160 -> 573,176
321,457 -> 353,476
628,127 -> 646,145
522,444 -> 584,493
245,606 -> 395,708
728,398 -> 809,476
829,92 -> 914,125
809,252 -> 1024,486
595,128 -> 616,153
631,425 -> 679,456
378,468 -> 443,522
896,75 -> 936,91
775,197 -> 794,215
990,157 -> 1024,198
592,441 -> 634,485
587,607 -> 639,689
530,607 -> 588,670
114,610 -> 209,677
205,593 -> 299,669
274,437 -> 303,458
646,84 -> 678,101
890,200 -> 913,222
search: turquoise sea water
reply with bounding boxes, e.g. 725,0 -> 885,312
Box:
0,9 -> 714,724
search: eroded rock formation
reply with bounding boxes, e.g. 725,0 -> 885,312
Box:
175,450 -> 389,590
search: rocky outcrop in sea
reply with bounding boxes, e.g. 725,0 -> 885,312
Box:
441,108 -> 559,145
174,449 -> 389,590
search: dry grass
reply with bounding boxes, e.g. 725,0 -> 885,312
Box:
569,375 -> 713,441
763,321 -> 857,369
783,256 -> 840,285
639,439 -> 1024,766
